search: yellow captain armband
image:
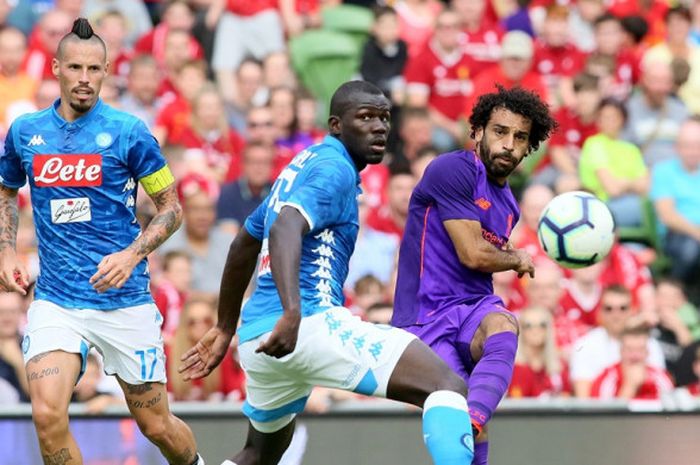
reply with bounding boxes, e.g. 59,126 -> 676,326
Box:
140,165 -> 175,195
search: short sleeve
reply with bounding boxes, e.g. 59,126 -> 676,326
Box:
127,119 -> 168,181
0,124 -> 27,188
244,197 -> 268,241
421,154 -> 480,222
650,162 -> 673,201
282,158 -> 356,231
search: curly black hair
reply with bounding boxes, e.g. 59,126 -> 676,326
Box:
468,85 -> 558,153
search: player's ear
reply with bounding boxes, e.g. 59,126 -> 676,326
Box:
328,115 -> 341,135
51,57 -> 60,79
104,60 -> 111,75
473,126 -> 484,144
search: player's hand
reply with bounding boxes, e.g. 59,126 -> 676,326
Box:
89,249 -> 140,293
179,326 -> 234,381
513,249 -> 535,279
256,312 -> 301,358
0,249 -> 29,295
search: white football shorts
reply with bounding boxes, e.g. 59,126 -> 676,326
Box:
239,306 -> 416,431
22,299 -> 166,385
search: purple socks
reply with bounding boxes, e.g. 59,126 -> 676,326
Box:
467,332 -> 517,426
474,441 -> 488,465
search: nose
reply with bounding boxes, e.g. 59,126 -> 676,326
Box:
502,133 -> 515,151
371,118 -> 388,134
79,68 -> 89,83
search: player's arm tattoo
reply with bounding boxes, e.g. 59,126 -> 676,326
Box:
128,184 -> 182,259
42,448 -> 72,465
125,383 -> 153,395
0,184 -> 19,252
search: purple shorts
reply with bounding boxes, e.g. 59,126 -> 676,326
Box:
404,295 -> 514,384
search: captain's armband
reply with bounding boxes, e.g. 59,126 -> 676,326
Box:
140,165 -> 175,195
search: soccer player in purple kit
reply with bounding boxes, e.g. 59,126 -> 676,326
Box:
392,85 -> 557,465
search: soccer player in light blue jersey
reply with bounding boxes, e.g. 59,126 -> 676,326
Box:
0,19 -> 204,465
180,81 -> 475,465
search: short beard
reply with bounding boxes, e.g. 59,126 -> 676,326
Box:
478,136 -> 520,179
69,99 -> 93,115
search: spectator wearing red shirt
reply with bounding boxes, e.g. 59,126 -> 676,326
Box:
453,0 -> 504,74
366,169 -> 416,241
134,1 -> 203,74
533,5 -> 587,111
560,261 -> 604,329
524,261 -> 591,359
395,0 -> 443,59
608,0 -> 668,47
153,59 -> 207,146
599,242 -> 656,316
466,31 -> 550,117
533,72 -> 599,187
590,13 -> 640,100
591,325 -> 674,400
209,0 -> 285,104
95,10 -> 133,92
156,28 -> 202,103
170,85 -> 245,184
405,9 -> 476,149
511,183 -> 554,263
166,297 -> 246,401
509,307 -> 571,398
153,250 -> 192,346
21,9 -> 72,81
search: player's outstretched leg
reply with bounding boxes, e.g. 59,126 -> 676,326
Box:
387,339 -> 474,465
467,312 -> 519,465
222,419 -> 296,465
118,379 -> 204,465
27,351 -> 84,465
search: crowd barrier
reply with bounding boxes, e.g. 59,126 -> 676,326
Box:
2,397 -> 699,465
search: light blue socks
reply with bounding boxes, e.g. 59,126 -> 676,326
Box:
423,390 -> 474,465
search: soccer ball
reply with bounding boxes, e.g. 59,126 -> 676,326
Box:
537,191 -> 615,269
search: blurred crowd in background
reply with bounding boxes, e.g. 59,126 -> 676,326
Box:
0,0 -> 700,413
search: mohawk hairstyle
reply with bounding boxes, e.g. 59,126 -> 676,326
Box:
56,18 -> 106,60
71,17 -> 95,38
468,85 -> 557,153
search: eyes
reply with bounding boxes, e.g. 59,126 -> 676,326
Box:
360,113 -> 390,123
67,64 -> 103,72
493,127 -> 528,141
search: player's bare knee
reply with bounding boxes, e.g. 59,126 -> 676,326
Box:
481,312 -> 519,337
435,367 -> 467,397
136,414 -> 171,445
32,401 -> 69,441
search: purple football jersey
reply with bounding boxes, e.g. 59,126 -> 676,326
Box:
392,150 -> 520,327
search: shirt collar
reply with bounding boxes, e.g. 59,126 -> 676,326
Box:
322,134 -> 362,185
51,97 -> 103,129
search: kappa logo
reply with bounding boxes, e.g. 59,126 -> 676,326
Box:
28,134 -> 46,146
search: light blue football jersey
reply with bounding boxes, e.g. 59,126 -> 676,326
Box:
0,98 -> 169,309
239,135 -> 362,343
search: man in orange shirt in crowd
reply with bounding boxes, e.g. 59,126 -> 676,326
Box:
0,27 -> 37,132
